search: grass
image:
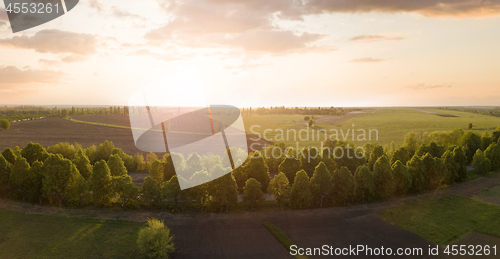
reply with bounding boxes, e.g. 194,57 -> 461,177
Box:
379,195 -> 500,246
262,222 -> 309,259
243,108 -> 500,148
0,208 -> 142,259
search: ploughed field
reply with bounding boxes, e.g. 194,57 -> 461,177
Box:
0,116 -> 272,154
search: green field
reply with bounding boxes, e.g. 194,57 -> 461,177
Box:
0,209 -> 141,259
243,108 -> 500,148
379,195 -> 500,245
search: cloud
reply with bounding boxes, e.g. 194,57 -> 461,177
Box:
0,7 -> 8,22
61,55 -> 88,63
38,59 -> 61,66
0,66 -> 65,89
405,83 -> 453,90
225,63 -> 270,70
0,29 -> 98,55
349,34 -> 404,42
110,6 -> 145,20
304,0 -> 500,17
349,57 -> 387,63
89,0 -> 105,12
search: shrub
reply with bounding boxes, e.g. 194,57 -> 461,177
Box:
472,149 -> 491,175
137,218 -> 175,259
0,119 -> 10,130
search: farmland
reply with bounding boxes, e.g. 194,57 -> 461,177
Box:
71,108 -> 500,149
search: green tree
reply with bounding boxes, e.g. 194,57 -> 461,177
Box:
331,166 -> 356,205
267,172 -> 289,209
26,161 -> 45,204
162,154 -> 177,182
149,159 -> 165,184
72,149 -> 92,181
113,175 -> 139,209
9,156 -> 31,201
289,170 -> 312,209
0,119 -> 10,130
460,131 -> 482,163
373,156 -> 393,199
137,218 -> 175,259
368,145 -> 385,170
2,148 -> 16,164
42,154 -> 85,206
134,154 -> 146,171
485,143 -> 500,171
403,131 -> 421,157
299,147 -> 320,177
481,133 -> 493,151
61,109 -> 69,117
453,147 -> 468,182
310,162 -> 332,207
21,142 -> 49,165
90,160 -> 113,206
242,178 -> 265,210
278,156 -> 301,185
186,153 -> 203,179
245,152 -> 270,192
391,161 -> 412,196
391,147 -> 409,166
187,171 -> 210,212
47,142 -> 79,160
472,149 -> 491,175
207,173 -> 238,212
0,155 -> 12,197
441,150 -> 459,183
308,119 -> 315,127
107,154 -> 128,177
162,175 -> 184,212
468,123 -> 473,129
354,165 -> 374,202
142,176 -> 161,211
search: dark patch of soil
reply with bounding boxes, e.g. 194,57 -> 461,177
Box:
436,114 -> 459,118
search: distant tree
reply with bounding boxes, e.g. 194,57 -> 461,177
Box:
267,172 -> 289,209
392,161 -> 412,196
407,155 -> 426,193
21,142 -> 49,165
245,152 -> 270,192
142,176 -> 161,211
299,147 -> 321,177
113,175 -> 139,209
90,160 -> 113,207
481,133 -> 493,151
278,156 -> 301,185
308,119 -> 315,127
303,116 -> 310,121
137,218 -> 175,259
72,149 -> 92,181
289,170 -> 312,209
107,154 -> 128,177
368,145 -> 385,170
373,156 -> 393,198
2,148 -> 16,164
61,109 -> 68,117
42,154 -> 85,206
331,166 -> 356,205
0,155 -> 11,197
468,123 -> 473,129
0,119 -> 10,130
149,160 -> 165,184
47,142 -> 80,160
492,129 -> 500,143
310,162 -> 332,207
9,156 -> 31,201
242,178 -> 265,210
460,131 -> 482,163
354,165 -> 374,202
472,149 -> 491,175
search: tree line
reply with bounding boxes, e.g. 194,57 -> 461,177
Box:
1,127 -> 499,212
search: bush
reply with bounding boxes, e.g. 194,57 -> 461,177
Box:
137,218 -> 175,259
0,119 -> 10,130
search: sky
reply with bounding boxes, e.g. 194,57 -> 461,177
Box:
0,0 -> 500,107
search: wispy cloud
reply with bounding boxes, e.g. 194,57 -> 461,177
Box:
349,34 -> 403,42
349,57 -> 387,63
405,83 -> 453,90
0,66 -> 65,89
